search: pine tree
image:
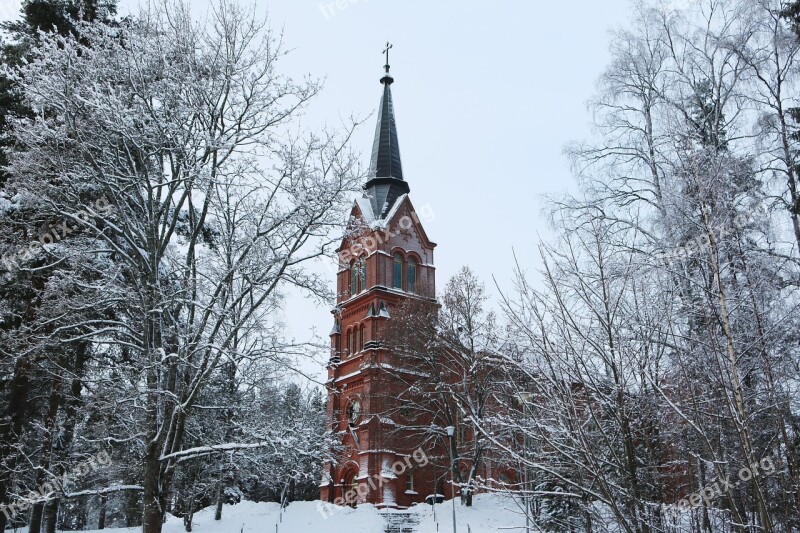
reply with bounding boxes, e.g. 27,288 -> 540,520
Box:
0,0 -> 117,184
0,3 -> 118,532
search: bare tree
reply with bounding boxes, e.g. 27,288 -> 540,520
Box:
487,1 -> 800,531
381,267 -> 510,507
4,2 -> 361,532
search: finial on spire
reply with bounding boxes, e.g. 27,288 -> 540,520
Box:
381,42 -> 394,85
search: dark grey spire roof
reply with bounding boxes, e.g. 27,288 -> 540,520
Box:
364,70 -> 410,219
369,81 -> 403,181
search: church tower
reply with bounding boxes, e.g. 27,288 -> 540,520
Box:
320,51 -> 442,509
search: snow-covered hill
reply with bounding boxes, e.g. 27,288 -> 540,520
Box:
31,494 -> 529,533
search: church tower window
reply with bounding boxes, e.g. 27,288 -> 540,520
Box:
393,253 -> 403,289
350,261 -> 358,296
359,260 -> 367,292
407,259 -> 417,293
347,328 -> 353,356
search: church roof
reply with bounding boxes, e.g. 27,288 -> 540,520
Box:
354,197 -> 377,224
368,82 -> 403,181
364,61 -> 410,219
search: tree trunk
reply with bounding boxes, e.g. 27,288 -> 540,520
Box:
773,96 -> 800,255
697,457 -> 712,533
703,214 -> 772,531
183,507 -> 193,532
29,374 -> 63,533
142,449 -> 164,533
44,343 -> 88,533
42,498 -> 58,533
582,494 -> 593,533
124,489 -> 140,527
29,502 -> 44,533
74,497 -> 87,530
214,482 -> 223,521
142,303 -> 165,533
98,494 -> 107,530
0,358 -> 31,531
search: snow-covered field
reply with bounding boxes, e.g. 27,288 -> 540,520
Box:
13,495 -> 527,533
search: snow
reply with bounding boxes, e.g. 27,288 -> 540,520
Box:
411,494 -> 528,533
368,194 -> 409,230
355,197 -> 376,223
29,494 -> 528,533
0,196 -> 14,214
376,363 -> 429,378
334,369 -> 362,383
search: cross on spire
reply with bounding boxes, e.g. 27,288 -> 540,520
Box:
380,42 -> 394,86
382,42 -> 393,74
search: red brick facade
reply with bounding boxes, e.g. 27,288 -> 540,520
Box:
319,195 -> 457,508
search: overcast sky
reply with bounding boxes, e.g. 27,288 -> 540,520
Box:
4,0 -> 634,383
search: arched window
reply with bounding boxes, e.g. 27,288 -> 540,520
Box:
453,409 -> 467,445
347,329 -> 353,356
407,259 -> 417,293
393,253 -> 403,289
350,261 -> 358,296
359,260 -> 367,293
360,324 -> 366,350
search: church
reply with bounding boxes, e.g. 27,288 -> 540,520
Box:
319,52 -> 453,509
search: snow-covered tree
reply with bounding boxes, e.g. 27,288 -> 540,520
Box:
2,2 -> 361,531
381,267 -> 511,507
489,1 -> 800,530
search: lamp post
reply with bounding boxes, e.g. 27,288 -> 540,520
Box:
445,425 -> 457,533
517,392 -> 533,533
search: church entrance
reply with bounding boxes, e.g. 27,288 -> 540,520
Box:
344,471 -> 359,507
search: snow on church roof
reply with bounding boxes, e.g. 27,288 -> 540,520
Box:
355,196 -> 376,223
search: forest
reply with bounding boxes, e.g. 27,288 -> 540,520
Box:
1,0 -> 800,532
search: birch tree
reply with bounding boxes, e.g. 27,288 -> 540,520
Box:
488,1 -> 800,530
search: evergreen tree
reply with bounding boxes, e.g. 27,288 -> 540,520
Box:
0,3 -> 117,532
0,0 -> 117,184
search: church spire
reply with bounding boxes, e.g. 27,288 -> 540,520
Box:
365,42 -> 410,219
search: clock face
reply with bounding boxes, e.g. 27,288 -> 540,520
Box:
347,399 -> 362,424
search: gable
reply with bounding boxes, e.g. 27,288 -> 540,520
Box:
336,195 -> 436,270
382,195 -> 436,251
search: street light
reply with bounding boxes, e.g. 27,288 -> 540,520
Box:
445,425 -> 457,533
516,393 -> 533,533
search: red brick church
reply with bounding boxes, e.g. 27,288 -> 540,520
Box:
319,57 -> 455,509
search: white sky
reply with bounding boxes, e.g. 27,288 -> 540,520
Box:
3,0 -> 634,384
262,0 -> 633,384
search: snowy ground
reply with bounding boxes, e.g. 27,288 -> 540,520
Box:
10,494 -> 528,533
